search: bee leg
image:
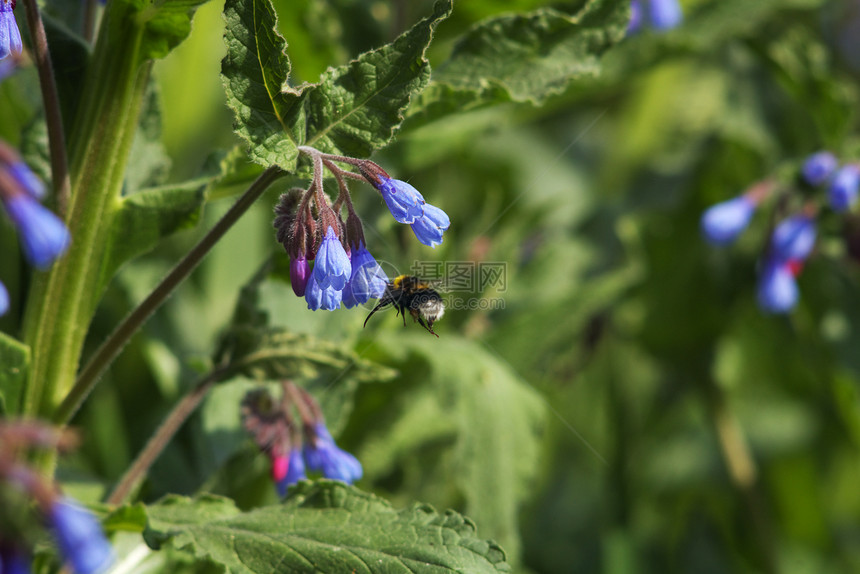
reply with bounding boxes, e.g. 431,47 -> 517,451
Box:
417,317 -> 439,338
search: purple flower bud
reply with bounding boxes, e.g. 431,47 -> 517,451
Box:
305,273 -> 342,311
341,243 -> 388,308
801,151 -> 838,186
312,227 -> 351,290
0,1 -> 22,61
410,203 -> 450,248
757,259 -> 798,314
290,254 -> 311,297
0,280 -> 8,316
375,177 -> 425,224
48,498 -> 115,574
628,0 -> 643,35
3,194 -> 70,269
303,422 -> 362,484
700,195 -> 755,245
277,448 -> 306,496
647,0 -> 682,30
771,214 -> 816,261
829,165 -> 860,213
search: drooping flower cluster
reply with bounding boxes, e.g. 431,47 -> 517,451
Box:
241,381 -> 362,497
274,146 -> 449,312
627,0 -> 683,35
0,421 -> 114,574
0,141 -> 70,317
701,151 -> 858,314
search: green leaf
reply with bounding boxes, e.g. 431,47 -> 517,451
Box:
97,180 -> 208,293
0,332 -> 30,415
104,503 -> 150,533
217,327 -> 396,385
108,0 -> 213,65
125,83 -> 172,193
221,0 -> 452,171
357,334 -> 545,563
406,0 -> 627,126
144,483 -> 510,573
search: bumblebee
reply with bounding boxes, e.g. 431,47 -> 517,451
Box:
363,275 -> 445,337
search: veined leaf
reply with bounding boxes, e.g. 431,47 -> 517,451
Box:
221,0 -> 452,171
405,0 -> 627,128
97,180 -> 208,294
144,483 -> 511,573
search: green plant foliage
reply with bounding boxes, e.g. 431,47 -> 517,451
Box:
0,332 -> 29,415
143,483 -> 511,573
97,181 -> 209,294
221,0 -> 452,171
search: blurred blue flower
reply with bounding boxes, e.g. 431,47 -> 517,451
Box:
375,177 -> 425,224
49,498 -> 114,574
303,422 -> 362,484
628,0 -> 643,34
3,194 -> 70,269
290,253 -> 311,297
700,195 -> 755,245
8,162 -> 46,199
0,547 -> 31,574
771,214 -> 816,261
757,259 -> 798,314
410,203 -> 450,248
0,1 -> 22,61
801,151 -> 838,186
277,448 -> 307,496
0,280 -> 8,316
341,243 -> 388,308
305,273 -> 341,311
647,0 -> 682,30
828,165 -> 860,213
312,226 -> 350,290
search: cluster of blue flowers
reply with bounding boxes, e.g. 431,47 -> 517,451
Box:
701,151 -> 856,313
0,139 -> 70,318
276,148 -> 449,312
0,422 -> 114,574
241,382 -> 363,498
628,0 -> 683,34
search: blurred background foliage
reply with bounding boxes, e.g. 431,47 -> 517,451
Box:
30,0 -> 860,571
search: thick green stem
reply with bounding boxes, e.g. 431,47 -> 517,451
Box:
55,166 -> 285,424
22,2 -> 152,427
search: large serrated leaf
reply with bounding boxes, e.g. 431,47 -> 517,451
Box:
0,332 -> 30,415
407,0 -> 626,124
144,482 -> 510,573
221,0 -> 452,171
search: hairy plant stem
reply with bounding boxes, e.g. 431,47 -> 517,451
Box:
22,0 -> 70,216
21,24 -> 150,426
56,166 -> 285,424
105,367 -> 229,505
